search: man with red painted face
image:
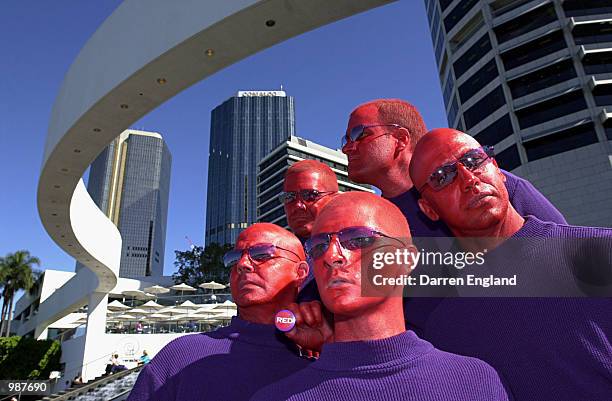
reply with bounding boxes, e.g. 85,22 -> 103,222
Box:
281,160 -> 339,304
128,223 -> 310,401
408,128 -> 612,401
282,160 -> 338,240
251,192 -> 509,401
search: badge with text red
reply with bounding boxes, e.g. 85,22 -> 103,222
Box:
275,309 -> 296,332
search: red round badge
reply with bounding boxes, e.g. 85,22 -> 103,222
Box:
275,309 -> 296,332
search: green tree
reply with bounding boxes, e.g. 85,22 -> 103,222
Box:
0,251 -> 40,337
172,243 -> 233,287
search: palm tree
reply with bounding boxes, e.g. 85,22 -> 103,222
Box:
0,251 -> 40,337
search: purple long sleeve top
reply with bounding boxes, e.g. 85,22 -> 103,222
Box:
127,317 -> 310,401
250,330 -> 509,401
417,217 -> 612,401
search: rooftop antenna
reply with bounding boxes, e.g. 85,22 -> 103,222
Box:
280,84 -> 283,91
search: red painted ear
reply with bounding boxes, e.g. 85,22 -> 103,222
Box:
418,197 -> 439,222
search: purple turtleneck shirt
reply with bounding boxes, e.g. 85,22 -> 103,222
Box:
419,217 -> 612,401
127,317 -> 310,401
250,330 -> 509,401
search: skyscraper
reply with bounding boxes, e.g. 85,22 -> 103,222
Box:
79,129 -> 172,278
257,136 -> 374,228
424,0 -> 612,226
205,90 -> 296,245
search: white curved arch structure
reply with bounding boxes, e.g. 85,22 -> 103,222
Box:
36,0 -> 393,380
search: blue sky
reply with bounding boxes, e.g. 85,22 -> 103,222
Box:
0,1 -> 448,283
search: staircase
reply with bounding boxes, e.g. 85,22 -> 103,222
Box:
39,366 -> 143,401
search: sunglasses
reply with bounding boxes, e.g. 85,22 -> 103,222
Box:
341,124 -> 406,148
305,226 -> 405,260
223,243 -> 301,269
418,146 -> 495,192
278,189 -> 336,204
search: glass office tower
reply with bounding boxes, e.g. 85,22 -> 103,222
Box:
78,129 -> 172,278
205,91 -> 295,245
424,0 -> 612,226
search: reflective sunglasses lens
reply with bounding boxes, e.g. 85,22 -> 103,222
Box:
339,227 -> 377,250
306,235 -> 330,260
349,125 -> 366,142
301,190 -> 319,202
429,165 -> 457,191
223,250 -> 242,268
460,149 -> 488,170
249,245 -> 275,262
278,192 -> 295,204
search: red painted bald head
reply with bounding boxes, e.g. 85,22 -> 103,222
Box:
230,223 -> 308,313
409,128 -> 510,236
309,192 -> 413,318
283,160 -> 339,239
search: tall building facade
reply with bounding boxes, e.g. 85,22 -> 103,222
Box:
205,91 -> 295,245
257,136 -> 374,228
424,0 -> 612,226
78,129 -> 172,278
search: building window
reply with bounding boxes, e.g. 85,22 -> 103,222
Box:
563,0 -> 612,18
449,11 -> 485,53
524,123 -> 598,161
435,26 -> 446,62
516,91 -> 587,129
444,0 -> 480,33
464,86 -> 506,130
573,20 -> 612,45
259,182 -> 283,204
508,59 -> 577,99
438,0 -> 455,13
258,198 -> 282,216
489,0 -> 532,18
495,145 -> 521,170
473,114 -> 513,146
583,51 -> 612,75
448,95 -> 459,127
431,5 -> 441,43
494,3 -> 557,44
458,58 -> 498,103
603,119 -> 612,140
443,70 -> 455,108
593,84 -> 612,107
500,30 -> 566,71
259,207 -> 285,223
453,34 -> 492,79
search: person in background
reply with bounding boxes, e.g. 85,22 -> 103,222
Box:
281,160 -> 339,304
138,350 -> 150,366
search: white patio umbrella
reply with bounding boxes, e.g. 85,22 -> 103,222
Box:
141,300 -> 164,310
107,300 -> 130,311
213,300 -> 237,310
199,281 -> 226,290
170,282 -> 196,294
122,290 -> 146,306
129,308 -> 150,315
149,313 -> 170,320
116,314 -> 136,320
144,285 -> 170,295
178,300 -> 201,310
